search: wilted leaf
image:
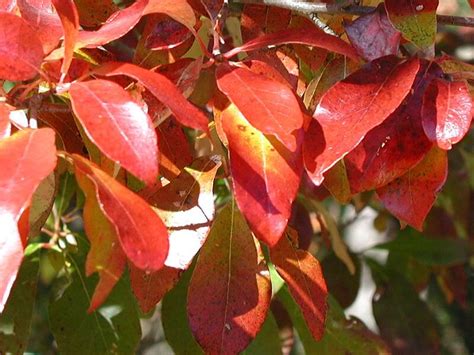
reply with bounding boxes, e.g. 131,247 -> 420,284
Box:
304,56 -> 420,185
222,104 -> 303,247
0,12 -> 44,81
0,128 -> 56,312
187,202 -> 271,354
422,78 -> 473,150
377,146 -> 448,230
69,79 -> 158,184
73,154 -> 168,271
17,0 -> 63,54
149,156 -> 221,269
224,27 -> 359,61
75,167 -> 126,312
270,229 -> 328,340
323,160 -> 352,204
28,173 -> 56,238
216,62 -> 303,151
385,0 -> 438,49
51,0 -> 79,80
345,60 -> 443,193
345,5 -> 401,61
95,62 -> 209,132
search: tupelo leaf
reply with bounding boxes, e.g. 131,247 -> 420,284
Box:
222,103 -> 303,247
69,79 -> 159,185
187,201 -> 272,354
73,154 -> 168,272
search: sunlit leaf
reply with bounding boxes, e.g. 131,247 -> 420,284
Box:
0,12 -> 44,80
69,79 -> 158,185
377,146 -> 448,230
73,154 -> 168,271
187,201 -> 271,353
222,104 -> 303,246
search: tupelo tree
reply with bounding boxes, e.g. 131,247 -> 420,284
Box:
0,0 -> 473,353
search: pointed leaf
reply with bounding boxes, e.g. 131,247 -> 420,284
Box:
69,79 -> 158,184
345,60 -> 443,193
51,0 -> 79,79
304,56 -> 420,185
223,27 -> 359,61
149,156 -> 221,269
377,147 -> 448,230
187,202 -> 272,354
422,79 -> 473,150
345,5 -> 401,61
75,168 -> 127,312
222,104 -> 303,246
0,12 -> 44,81
17,0 -> 63,54
0,128 -> 56,312
95,62 -> 209,132
216,62 -> 304,151
73,155 -> 168,271
385,0 -> 438,49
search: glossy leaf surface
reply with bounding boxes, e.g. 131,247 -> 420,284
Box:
216,62 -> 304,151
95,62 -> 209,132
0,104 -> 11,139
224,27 -> 359,61
0,129 -> 56,312
73,155 -> 168,271
304,56 -> 420,185
70,79 -> 158,184
187,202 -> 271,354
223,104 -> 303,246
385,0 -> 438,49
270,229 -> 328,340
0,13 -> 44,81
377,147 -> 448,230
422,78 -> 473,150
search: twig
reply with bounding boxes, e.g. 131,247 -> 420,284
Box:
234,0 -> 474,28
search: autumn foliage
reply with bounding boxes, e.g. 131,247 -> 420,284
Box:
0,0 -> 473,353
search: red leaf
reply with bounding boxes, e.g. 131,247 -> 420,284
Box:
187,201 -> 271,354
0,103 -> 11,139
95,62 -> 209,132
345,5 -> 401,61
216,62 -> 304,151
377,147 -> 448,230
73,155 -> 169,271
145,17 -> 192,50
0,128 -> 57,311
51,0 -> 79,80
130,265 -> 181,313
422,79 -> 473,150
0,12 -> 44,81
17,0 -> 63,54
223,27 -> 359,62
75,167 -> 127,312
148,156 -> 221,269
345,60 -> 443,193
385,0 -> 438,49
143,0 -> 196,29
222,104 -> 303,247
200,0 -> 223,21
69,79 -> 158,184
304,56 -> 420,185
270,229 -> 328,340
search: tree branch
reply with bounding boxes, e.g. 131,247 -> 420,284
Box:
233,0 -> 474,28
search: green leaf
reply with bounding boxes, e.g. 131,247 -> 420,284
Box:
49,235 -> 141,354
373,230 -> 471,266
162,266 -> 203,355
0,248 -> 40,353
278,288 -> 388,354
242,312 -> 282,355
